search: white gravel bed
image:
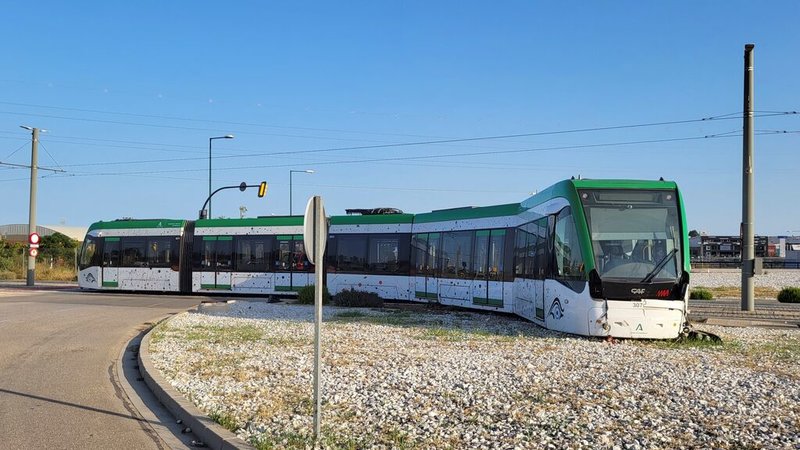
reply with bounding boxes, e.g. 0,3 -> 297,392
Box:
691,269 -> 800,291
150,302 -> 800,449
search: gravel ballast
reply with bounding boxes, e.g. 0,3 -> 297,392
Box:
150,302 -> 800,449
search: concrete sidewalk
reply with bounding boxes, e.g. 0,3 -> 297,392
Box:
689,298 -> 800,328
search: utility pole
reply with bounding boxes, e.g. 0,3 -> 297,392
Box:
25,127 -> 39,286
741,44 -> 755,312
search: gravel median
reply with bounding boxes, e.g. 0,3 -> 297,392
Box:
150,302 -> 800,449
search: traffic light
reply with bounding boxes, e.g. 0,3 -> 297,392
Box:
258,181 -> 268,198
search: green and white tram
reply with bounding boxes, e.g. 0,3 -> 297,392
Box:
78,178 -> 690,339
77,219 -> 187,292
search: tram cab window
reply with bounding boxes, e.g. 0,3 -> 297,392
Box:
79,236 -> 102,269
553,208 -> 585,281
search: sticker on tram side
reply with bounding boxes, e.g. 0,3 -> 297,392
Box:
548,298 -> 565,320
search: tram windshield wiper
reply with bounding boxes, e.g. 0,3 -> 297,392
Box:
640,248 -> 678,284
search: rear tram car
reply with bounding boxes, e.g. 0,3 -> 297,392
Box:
78,178 -> 690,339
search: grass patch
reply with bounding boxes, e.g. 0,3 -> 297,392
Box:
747,340 -> 800,362
183,324 -> 263,344
209,410 -> 239,432
636,336 -> 740,352
333,310 -> 368,319
330,310 -> 429,327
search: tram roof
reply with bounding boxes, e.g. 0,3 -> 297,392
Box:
88,219 -> 185,232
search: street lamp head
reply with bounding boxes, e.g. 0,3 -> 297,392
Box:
20,125 -> 33,131
223,134 -> 234,139
305,170 -> 315,174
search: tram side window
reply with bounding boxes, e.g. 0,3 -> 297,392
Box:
335,234 -> 368,272
121,238 -> 147,267
488,230 -> 505,281
215,237 -> 233,270
554,208 -> 585,281
474,231 -> 490,279
514,228 -> 527,278
366,234 -> 410,274
146,237 -> 177,268
411,234 -> 428,276
534,218 -> 549,280
103,238 -> 121,267
441,231 -> 473,279
524,222 -> 538,279
236,236 -> 272,272
79,236 -> 102,269
293,240 -> 312,271
192,236 -> 232,271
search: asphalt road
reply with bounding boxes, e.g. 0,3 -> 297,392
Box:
0,287 -> 204,450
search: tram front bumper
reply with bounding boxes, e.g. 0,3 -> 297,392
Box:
590,299 -> 685,339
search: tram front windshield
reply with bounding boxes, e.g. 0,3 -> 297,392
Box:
579,189 -> 682,282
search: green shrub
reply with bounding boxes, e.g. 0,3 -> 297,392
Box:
332,289 -> 384,308
777,287 -> 800,303
689,288 -> 713,300
296,285 -> 331,305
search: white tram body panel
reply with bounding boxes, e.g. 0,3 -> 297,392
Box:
78,225 -> 182,292
192,223 -> 305,295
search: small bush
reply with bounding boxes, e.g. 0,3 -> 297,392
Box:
332,289 -> 384,308
296,285 -> 331,305
689,288 -> 713,300
777,287 -> 800,303
0,270 -> 17,280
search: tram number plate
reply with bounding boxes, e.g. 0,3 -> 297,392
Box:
631,302 -> 644,308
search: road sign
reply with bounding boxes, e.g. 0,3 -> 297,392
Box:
303,196 -> 327,265
29,232 -> 40,245
29,248 -> 38,258
303,195 -> 327,441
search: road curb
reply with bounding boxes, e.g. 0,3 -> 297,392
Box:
139,313 -> 257,450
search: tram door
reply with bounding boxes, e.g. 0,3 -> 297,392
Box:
275,235 -> 310,292
412,233 -> 440,302
102,237 -> 120,288
200,236 -> 233,291
535,216 -> 554,322
485,230 -> 506,307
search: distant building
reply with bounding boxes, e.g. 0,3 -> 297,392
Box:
0,224 -> 87,243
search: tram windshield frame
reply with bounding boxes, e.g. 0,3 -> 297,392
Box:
579,188 -> 683,283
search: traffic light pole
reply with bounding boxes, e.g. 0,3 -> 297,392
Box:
198,182 -> 267,219
27,128 -> 39,286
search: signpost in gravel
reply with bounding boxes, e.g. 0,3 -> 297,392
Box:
303,195 -> 328,441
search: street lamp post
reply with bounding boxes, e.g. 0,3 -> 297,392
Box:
289,169 -> 315,215
208,135 -> 234,219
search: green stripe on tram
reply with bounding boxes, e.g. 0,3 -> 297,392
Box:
415,291 -> 439,300
201,284 -> 231,290
275,286 -> 300,292
473,297 -> 503,307
102,281 -> 119,287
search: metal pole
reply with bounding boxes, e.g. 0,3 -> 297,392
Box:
289,171 -> 293,216
27,127 -> 39,286
742,43 -> 755,312
208,137 -> 213,219
313,196 -> 322,439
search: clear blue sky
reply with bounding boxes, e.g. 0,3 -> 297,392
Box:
1,1 -> 798,235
